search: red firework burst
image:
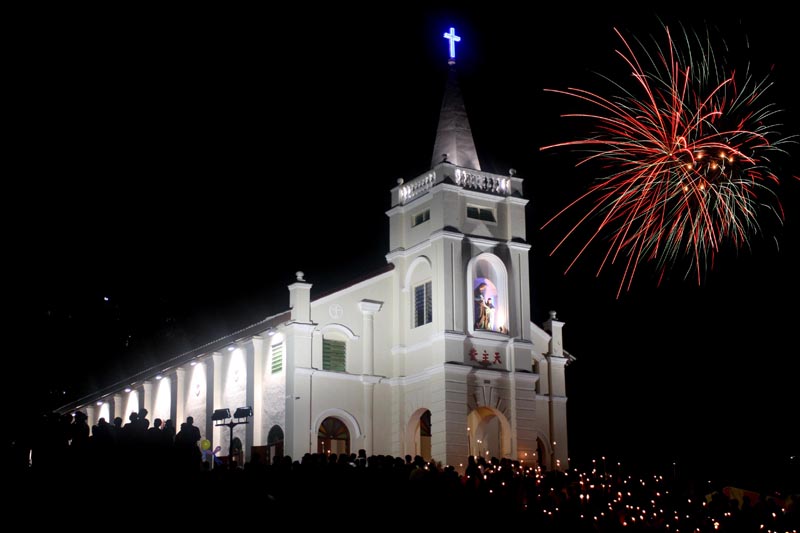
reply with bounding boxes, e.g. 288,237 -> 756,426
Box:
541,24 -> 794,297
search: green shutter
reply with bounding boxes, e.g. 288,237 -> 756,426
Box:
271,343 -> 283,373
322,339 -> 346,372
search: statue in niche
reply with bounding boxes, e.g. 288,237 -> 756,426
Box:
474,278 -> 507,334
484,298 -> 495,329
474,281 -> 491,330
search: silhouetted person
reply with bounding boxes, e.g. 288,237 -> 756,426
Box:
162,419 -> 176,445
136,408 -> 150,432
145,418 -> 163,445
175,416 -> 202,471
356,448 -> 367,467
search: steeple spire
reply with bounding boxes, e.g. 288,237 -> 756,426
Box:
431,27 -> 481,171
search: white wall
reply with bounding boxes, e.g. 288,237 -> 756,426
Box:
185,362 -> 208,438
263,335 -> 286,445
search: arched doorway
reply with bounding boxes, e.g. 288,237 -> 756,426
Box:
413,409 -> 432,459
467,406 -> 511,459
317,416 -> 350,456
267,425 -> 284,463
536,437 -> 546,470
405,408 -> 433,460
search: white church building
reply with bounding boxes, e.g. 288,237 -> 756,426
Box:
61,30 -> 573,472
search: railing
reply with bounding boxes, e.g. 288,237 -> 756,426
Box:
398,171 -> 437,203
454,168 -> 510,194
391,163 -> 523,206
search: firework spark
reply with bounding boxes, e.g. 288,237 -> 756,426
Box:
541,24 -> 794,297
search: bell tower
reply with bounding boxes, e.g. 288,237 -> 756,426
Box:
384,26 -> 548,470
386,28 -> 532,359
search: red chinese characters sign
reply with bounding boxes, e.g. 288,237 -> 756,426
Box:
468,347 -> 502,366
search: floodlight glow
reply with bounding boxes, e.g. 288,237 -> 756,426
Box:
154,376 -> 171,422
98,402 -> 110,422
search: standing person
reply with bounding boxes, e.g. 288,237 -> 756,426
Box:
175,416 -> 202,470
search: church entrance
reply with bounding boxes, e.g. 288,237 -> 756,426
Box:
317,416 -> 350,456
467,406 -> 511,459
536,437 -> 546,470
405,408 -> 432,460
416,409 -> 432,460
267,425 -> 284,463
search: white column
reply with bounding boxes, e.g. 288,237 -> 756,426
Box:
174,367 -> 186,427
284,323 -> 316,458
85,405 -> 97,429
358,300 -> 383,376
111,394 -> 123,422
509,371 -> 518,459
209,353 -> 224,448
543,310 -> 565,357
202,360 -> 214,446
288,272 -> 312,322
246,336 -> 265,460
361,378 -> 378,455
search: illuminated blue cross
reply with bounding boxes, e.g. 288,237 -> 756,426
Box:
443,27 -> 461,59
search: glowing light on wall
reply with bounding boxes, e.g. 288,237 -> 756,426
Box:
189,362 -> 207,400
153,377 -> 171,423
98,402 -> 110,423
125,390 -> 139,420
227,348 -> 246,388
495,307 -> 507,332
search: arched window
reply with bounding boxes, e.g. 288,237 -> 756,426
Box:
317,416 -> 350,455
467,253 -> 509,335
406,256 -> 433,329
414,281 -> 432,327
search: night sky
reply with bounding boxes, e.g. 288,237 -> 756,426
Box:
10,5 -> 799,486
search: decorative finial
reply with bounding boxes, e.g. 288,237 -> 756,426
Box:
441,153 -> 450,163
443,27 -> 461,61
397,178 -> 404,185
509,168 -> 517,177
296,271 -> 305,282
549,310 -> 557,320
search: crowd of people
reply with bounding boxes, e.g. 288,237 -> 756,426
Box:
6,410 -> 797,531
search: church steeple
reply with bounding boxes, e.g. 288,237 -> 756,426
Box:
431,28 -> 481,171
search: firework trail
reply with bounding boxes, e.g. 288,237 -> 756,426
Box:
541,23 -> 794,297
